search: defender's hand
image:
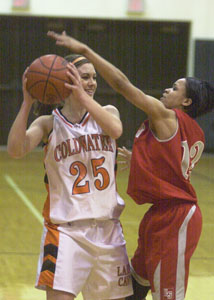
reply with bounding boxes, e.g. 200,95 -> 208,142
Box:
118,146 -> 132,171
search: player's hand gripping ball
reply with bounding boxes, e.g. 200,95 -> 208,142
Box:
26,54 -> 71,104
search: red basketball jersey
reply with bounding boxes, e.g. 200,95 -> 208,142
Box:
127,109 -> 205,204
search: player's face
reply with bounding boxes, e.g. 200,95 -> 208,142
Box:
160,78 -> 188,109
77,63 -> 97,98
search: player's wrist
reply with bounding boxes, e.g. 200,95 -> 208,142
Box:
81,45 -> 91,56
22,97 -> 34,110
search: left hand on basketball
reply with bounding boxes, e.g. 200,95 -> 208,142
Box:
65,63 -> 88,102
47,31 -> 87,55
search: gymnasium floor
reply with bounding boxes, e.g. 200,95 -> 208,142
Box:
0,147 -> 214,300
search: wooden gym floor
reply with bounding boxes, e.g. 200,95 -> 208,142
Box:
0,147 -> 214,300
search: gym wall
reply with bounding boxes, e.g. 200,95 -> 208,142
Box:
194,40 -> 214,152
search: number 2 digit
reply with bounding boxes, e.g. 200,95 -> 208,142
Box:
70,161 -> 89,194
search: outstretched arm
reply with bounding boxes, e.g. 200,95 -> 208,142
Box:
47,31 -> 178,140
47,31 -> 168,118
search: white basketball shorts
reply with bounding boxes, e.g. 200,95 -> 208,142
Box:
35,219 -> 133,300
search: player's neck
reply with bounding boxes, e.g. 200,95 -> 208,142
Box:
61,102 -> 87,124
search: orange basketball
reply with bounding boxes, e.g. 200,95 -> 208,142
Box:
26,54 -> 71,104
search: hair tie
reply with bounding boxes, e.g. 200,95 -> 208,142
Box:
72,56 -> 87,65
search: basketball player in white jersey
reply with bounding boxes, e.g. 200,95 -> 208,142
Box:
7,54 -> 133,300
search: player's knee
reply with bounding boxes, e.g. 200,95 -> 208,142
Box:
126,276 -> 150,300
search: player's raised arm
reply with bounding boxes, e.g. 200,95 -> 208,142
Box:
47,31 -> 166,119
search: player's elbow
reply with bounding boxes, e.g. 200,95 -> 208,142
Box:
110,125 -> 123,140
7,145 -> 25,159
7,151 -> 23,159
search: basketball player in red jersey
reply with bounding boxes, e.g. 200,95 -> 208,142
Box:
47,30 -> 214,300
7,54 -> 133,300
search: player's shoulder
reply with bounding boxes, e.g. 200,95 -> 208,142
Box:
36,115 -> 54,143
33,114 -> 53,132
103,104 -> 120,118
36,114 -> 53,124
103,104 -> 118,110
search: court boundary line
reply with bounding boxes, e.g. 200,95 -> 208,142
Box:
4,174 -> 43,225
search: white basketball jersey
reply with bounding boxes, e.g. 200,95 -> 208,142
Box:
43,108 -> 125,224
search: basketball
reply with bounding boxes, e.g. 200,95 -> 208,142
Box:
26,54 -> 71,104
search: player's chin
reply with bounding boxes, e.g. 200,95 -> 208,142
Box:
160,98 -> 167,107
160,96 -> 166,103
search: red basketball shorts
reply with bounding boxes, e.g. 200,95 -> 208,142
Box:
131,202 -> 202,300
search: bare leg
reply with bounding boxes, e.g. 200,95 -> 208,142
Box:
46,287 -> 75,300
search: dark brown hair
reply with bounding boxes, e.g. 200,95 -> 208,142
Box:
185,77 -> 214,118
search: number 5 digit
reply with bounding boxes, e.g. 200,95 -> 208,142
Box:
91,157 -> 110,190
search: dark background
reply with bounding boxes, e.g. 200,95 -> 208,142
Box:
0,15 -> 198,148
194,40 -> 214,152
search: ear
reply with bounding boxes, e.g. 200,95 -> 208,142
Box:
182,97 -> 192,107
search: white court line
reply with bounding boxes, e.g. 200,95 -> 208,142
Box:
4,174 -> 43,225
